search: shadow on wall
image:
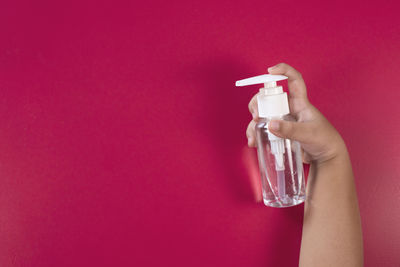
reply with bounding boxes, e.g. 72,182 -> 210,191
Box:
192,55 -> 260,204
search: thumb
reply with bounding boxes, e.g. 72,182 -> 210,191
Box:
268,120 -> 312,143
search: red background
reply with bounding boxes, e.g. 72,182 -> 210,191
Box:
1,0 -> 399,266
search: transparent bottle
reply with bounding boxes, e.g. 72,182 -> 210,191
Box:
236,74 -> 306,207
255,116 -> 305,207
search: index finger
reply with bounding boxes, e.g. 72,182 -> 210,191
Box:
267,63 -> 308,100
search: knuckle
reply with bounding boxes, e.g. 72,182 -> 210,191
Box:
297,71 -> 303,78
293,69 -> 302,78
295,72 -> 304,82
277,62 -> 286,68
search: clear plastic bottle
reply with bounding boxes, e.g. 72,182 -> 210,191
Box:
236,74 -> 306,207
255,116 -> 305,207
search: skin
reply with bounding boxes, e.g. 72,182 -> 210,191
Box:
246,63 -> 363,267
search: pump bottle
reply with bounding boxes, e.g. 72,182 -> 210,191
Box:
236,74 -> 305,207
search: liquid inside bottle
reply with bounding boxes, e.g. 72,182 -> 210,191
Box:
255,118 -> 306,207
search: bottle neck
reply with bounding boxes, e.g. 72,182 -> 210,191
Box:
258,114 -> 289,121
257,92 -> 290,118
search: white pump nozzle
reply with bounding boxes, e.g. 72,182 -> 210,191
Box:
235,74 -> 289,118
236,73 -> 289,197
235,74 -> 287,87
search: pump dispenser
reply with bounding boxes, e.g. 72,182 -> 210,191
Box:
236,74 -> 305,207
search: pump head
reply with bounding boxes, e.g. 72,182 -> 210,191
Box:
236,74 -> 289,118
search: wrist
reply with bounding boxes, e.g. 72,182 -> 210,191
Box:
313,139 -> 350,168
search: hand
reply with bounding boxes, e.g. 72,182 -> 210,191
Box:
246,63 -> 346,164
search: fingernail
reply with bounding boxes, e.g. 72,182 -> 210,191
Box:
269,120 -> 280,131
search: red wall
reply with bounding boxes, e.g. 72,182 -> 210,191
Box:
1,1 -> 399,266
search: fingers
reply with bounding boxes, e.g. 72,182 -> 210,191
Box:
268,120 -> 313,144
246,120 -> 257,147
268,63 -> 308,101
248,93 -> 259,120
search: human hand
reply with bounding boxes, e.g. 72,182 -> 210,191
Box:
246,63 -> 347,165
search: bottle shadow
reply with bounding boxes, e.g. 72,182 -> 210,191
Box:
193,55 -> 259,204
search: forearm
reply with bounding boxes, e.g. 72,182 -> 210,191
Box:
299,147 -> 363,267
